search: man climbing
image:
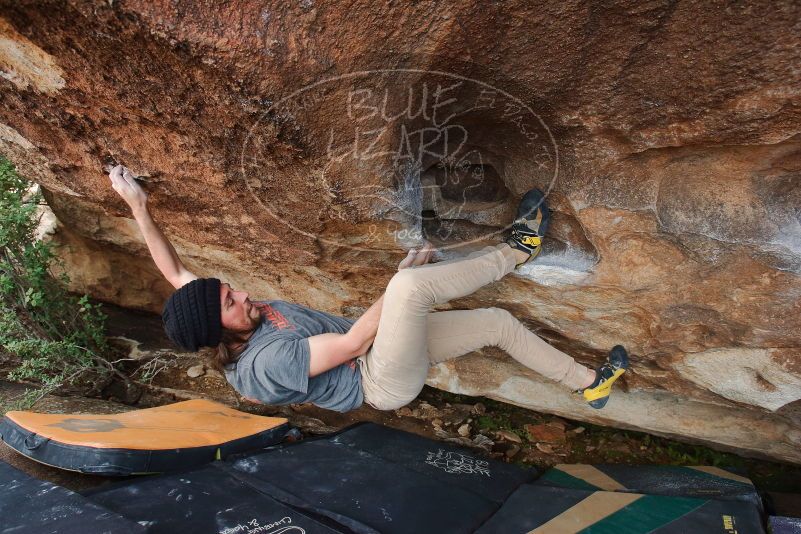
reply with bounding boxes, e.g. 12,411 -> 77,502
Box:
109,164 -> 628,413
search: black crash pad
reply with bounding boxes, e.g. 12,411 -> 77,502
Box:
84,464 -> 344,534
226,422 -> 536,533
475,484 -> 765,534
0,459 -> 145,534
536,463 -> 762,509
326,421 -> 534,503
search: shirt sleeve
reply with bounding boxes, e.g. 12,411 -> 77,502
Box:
253,336 -> 311,394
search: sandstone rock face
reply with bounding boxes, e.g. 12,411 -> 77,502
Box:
1,1 -> 800,462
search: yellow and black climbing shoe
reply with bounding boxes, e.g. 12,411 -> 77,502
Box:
505,187 -> 550,268
581,345 -> 629,409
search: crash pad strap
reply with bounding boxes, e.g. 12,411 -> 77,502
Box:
688,466 -> 754,486
552,464 -> 627,491
543,463 -> 757,495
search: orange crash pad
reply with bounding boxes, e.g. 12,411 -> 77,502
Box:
0,399 -> 289,475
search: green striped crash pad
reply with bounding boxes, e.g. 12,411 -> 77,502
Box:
475,484 -> 765,533
536,463 -> 762,510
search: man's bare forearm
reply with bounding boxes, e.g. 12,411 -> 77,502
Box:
347,292 -> 385,354
310,296 -> 383,375
131,206 -> 190,286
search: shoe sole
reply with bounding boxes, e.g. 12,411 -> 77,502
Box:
608,345 -> 629,370
585,345 -> 629,409
515,188 -> 550,236
509,188 -> 550,266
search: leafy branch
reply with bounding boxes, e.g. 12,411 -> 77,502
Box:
0,156 -> 119,410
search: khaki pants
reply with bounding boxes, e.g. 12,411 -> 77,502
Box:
357,243 -> 593,411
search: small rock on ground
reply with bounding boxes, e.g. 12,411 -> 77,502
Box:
496,429 -> 523,443
525,423 -> 566,443
187,364 -> 206,378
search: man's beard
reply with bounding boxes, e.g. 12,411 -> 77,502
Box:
229,313 -> 261,338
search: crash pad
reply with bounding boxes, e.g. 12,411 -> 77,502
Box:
770,516 -> 801,534
537,463 -> 762,509
226,422 -> 535,533
0,399 -> 289,475
475,484 -> 765,534
0,459 -> 145,534
70,420 -> 773,533
325,421 -> 535,503
84,464 -> 344,534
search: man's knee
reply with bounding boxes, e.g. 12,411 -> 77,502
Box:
386,268 -> 424,297
486,306 -> 516,324
485,307 -> 519,346
364,386 -> 418,411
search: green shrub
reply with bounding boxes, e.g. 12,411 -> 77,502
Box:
0,156 -> 114,409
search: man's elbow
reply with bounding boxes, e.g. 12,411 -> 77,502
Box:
165,275 -> 183,290
167,269 -> 198,289
340,332 -> 364,359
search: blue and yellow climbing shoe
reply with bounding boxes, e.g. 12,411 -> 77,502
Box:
505,187 -> 550,267
581,345 -> 629,409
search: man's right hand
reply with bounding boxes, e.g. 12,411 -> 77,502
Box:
397,241 -> 435,271
109,164 -> 148,214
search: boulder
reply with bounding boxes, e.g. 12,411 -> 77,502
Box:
0,1 -> 799,462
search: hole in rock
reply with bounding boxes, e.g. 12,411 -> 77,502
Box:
421,209 -> 437,220
424,162 -> 510,203
411,160 -> 513,244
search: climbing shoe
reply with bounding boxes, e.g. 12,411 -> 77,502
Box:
505,187 -> 550,268
580,345 -> 629,409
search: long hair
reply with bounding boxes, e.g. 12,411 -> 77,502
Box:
210,302 -> 266,372
211,328 -> 253,372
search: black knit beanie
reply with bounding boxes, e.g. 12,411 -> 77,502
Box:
162,278 -> 222,352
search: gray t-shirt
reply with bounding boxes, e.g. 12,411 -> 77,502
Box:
223,300 -> 362,413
